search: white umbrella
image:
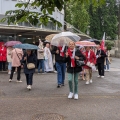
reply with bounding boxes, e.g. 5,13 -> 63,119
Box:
51,31 -> 81,46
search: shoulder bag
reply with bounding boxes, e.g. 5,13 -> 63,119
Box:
26,56 -> 35,69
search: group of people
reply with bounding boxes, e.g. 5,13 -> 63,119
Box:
0,40 -> 111,100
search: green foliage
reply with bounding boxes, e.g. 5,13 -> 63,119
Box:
0,0 -> 105,27
89,0 -> 118,40
66,2 -> 89,33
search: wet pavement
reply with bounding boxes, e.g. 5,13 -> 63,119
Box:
0,58 -> 120,120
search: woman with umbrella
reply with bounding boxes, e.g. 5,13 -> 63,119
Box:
14,43 -> 38,90
65,41 -> 86,100
21,49 -> 37,90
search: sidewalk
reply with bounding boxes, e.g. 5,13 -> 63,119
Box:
0,58 -> 120,120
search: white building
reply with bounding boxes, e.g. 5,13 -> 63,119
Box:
0,0 -> 64,42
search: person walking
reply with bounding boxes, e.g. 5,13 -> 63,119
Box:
7,47 -> 13,74
44,43 -> 53,72
84,46 -> 96,85
65,41 -> 85,100
96,45 -> 107,78
22,50 -> 37,90
104,47 -> 111,71
9,48 -> 23,82
51,44 -> 66,88
0,44 -> 7,71
37,40 -> 45,74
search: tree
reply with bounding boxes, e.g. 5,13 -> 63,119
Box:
65,1 -> 89,33
0,0 -> 105,27
89,0 -> 118,40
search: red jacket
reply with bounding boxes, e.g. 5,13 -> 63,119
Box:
84,50 -> 96,69
0,47 -> 7,61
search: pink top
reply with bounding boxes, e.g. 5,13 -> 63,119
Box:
11,48 -> 23,67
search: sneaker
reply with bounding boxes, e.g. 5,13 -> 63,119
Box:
90,79 -> 93,83
8,72 -> 11,75
74,94 -> 78,100
16,80 -> 22,83
54,71 -> 57,73
101,76 -> 104,78
68,92 -> 74,99
27,85 -> 31,90
9,79 -> 12,82
85,81 -> 89,85
97,75 -> 101,78
57,84 -> 62,88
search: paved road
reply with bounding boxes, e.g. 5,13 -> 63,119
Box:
0,58 -> 120,120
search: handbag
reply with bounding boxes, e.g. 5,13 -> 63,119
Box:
26,56 -> 35,69
76,60 -> 85,67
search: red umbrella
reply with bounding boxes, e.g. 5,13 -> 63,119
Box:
76,41 -> 97,46
4,41 -> 22,47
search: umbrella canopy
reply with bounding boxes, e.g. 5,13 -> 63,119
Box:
83,39 -> 100,45
76,41 -> 97,46
51,32 -> 80,46
13,43 -> 39,50
4,41 -> 22,47
45,34 -> 56,42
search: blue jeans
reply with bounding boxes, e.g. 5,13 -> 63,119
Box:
104,58 -> 109,70
8,62 -> 12,70
56,62 -> 66,85
38,59 -> 44,73
25,73 -> 33,85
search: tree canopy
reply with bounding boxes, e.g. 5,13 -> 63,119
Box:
0,0 -> 105,27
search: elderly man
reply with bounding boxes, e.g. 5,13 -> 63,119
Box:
96,45 -> 107,78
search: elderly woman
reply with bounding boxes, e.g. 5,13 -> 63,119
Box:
22,50 -> 37,90
65,42 -> 86,100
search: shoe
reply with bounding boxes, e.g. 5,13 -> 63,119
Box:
9,79 -> 12,82
16,80 -> 22,83
90,79 -> 93,83
8,72 -> 11,75
68,92 -> 74,99
27,85 -> 31,90
97,75 -> 101,78
74,94 -> 78,100
54,71 -> 57,73
101,76 -> 104,78
57,84 -> 62,88
85,81 -> 89,85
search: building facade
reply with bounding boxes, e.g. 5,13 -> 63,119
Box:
0,0 -> 64,43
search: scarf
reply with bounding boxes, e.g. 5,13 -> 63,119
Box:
58,45 -> 65,57
67,48 -> 75,67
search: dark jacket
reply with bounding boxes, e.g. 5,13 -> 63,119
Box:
51,46 -> 67,63
21,53 -> 37,74
96,49 -> 107,63
65,49 -> 86,73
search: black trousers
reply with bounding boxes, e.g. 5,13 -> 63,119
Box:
0,61 -> 6,71
25,73 -> 33,85
97,63 -> 104,76
10,66 -> 21,80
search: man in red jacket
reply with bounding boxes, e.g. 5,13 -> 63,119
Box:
84,46 -> 96,85
0,44 -> 7,71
